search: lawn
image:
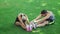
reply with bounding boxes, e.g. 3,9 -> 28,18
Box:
0,0 -> 60,34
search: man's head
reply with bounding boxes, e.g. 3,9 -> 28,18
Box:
41,10 -> 47,16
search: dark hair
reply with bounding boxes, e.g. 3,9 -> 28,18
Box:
41,10 -> 47,14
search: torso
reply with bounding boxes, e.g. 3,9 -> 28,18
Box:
47,11 -> 55,20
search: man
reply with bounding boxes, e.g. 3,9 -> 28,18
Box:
31,10 -> 55,27
15,13 -> 29,30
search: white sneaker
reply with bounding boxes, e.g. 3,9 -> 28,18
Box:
48,21 -> 55,25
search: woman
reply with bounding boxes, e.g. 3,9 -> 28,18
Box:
15,13 -> 29,30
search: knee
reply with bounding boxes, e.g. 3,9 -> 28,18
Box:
23,27 -> 26,30
15,22 -> 20,25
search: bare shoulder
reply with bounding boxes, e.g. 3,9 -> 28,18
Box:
47,10 -> 52,14
46,11 -> 51,16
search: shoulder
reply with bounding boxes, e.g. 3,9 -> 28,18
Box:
46,11 -> 51,16
47,10 -> 52,14
47,10 -> 53,13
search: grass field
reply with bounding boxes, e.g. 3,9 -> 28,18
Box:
0,0 -> 60,34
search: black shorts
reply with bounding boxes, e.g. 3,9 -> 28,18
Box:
46,19 -> 54,23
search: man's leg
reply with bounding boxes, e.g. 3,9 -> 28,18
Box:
30,19 -> 42,28
15,22 -> 26,30
37,21 -> 49,27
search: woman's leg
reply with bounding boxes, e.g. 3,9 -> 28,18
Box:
15,22 -> 26,30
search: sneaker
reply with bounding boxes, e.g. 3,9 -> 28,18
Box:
33,22 -> 37,29
48,21 -> 55,25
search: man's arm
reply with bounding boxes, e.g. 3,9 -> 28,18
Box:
34,15 -> 41,21
41,13 -> 50,22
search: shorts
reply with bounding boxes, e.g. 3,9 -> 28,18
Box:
46,19 -> 54,23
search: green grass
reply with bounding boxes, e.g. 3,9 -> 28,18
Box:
0,0 -> 60,34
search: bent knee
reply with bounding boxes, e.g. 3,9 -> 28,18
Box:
15,22 -> 20,25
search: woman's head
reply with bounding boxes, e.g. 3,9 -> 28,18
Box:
20,13 -> 27,20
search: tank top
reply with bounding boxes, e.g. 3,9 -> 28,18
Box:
48,11 -> 55,20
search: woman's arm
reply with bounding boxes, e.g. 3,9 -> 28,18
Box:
18,16 -> 25,26
25,15 -> 29,24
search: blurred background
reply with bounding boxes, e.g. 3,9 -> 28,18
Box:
0,0 -> 60,34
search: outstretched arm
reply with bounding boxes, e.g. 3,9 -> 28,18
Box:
35,15 -> 41,20
41,13 -> 50,22
33,14 -> 41,21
